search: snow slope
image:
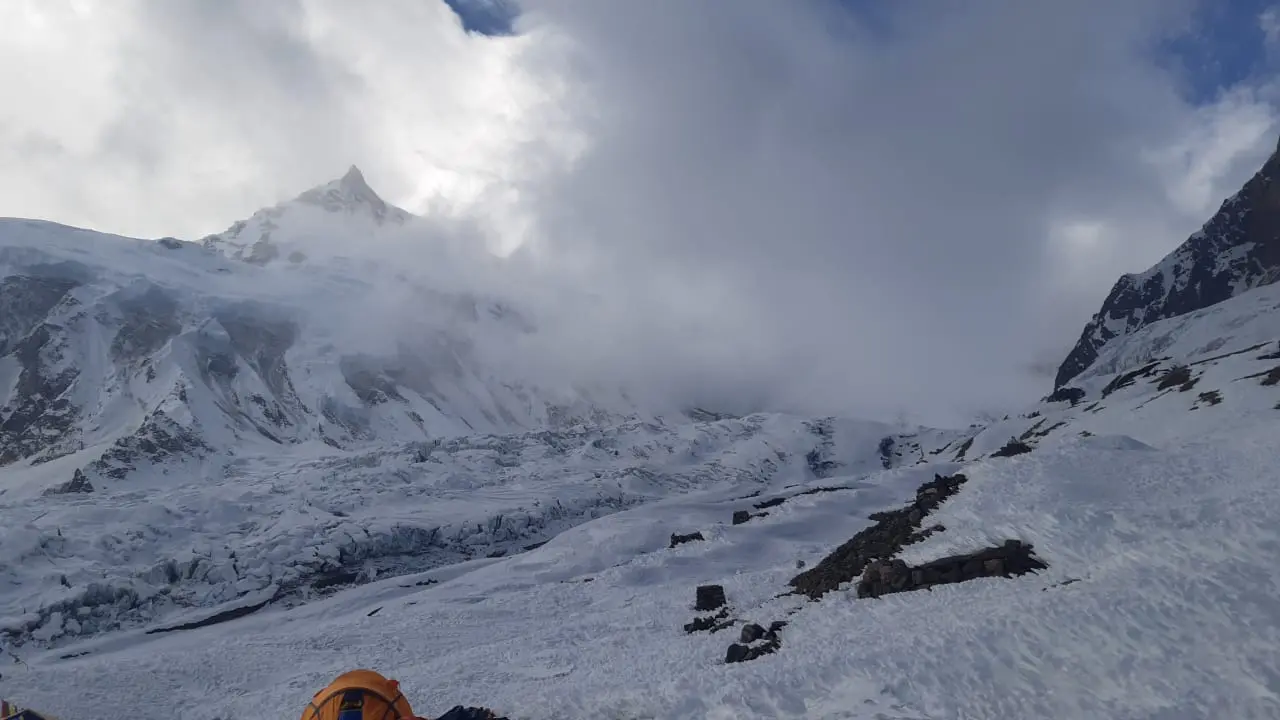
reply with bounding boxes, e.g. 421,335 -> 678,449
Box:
1056,133 -> 1280,388
5,280 -> 1280,717
0,412 -> 949,647
0,172 -> 651,499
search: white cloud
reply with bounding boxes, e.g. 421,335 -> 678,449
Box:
0,0 -> 1278,425
0,0 -> 555,243
1262,6 -> 1280,46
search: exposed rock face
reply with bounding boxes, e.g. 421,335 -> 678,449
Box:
684,607 -> 732,634
669,531 -> 705,548
789,473 -> 967,600
43,469 -> 94,496
991,437 -> 1033,458
1057,135 -> 1280,388
87,410 -> 212,480
0,323 -> 82,466
724,620 -> 785,664
695,584 -> 727,612
110,285 -> 181,362
0,275 -> 79,356
0,170 -> 648,476
1045,386 -> 1085,405
856,539 -> 1048,598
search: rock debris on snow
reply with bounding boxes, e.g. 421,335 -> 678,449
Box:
668,531 -> 705,548
990,437 -> 1034,458
789,473 -> 968,600
694,584 -> 727,612
856,539 -> 1048,598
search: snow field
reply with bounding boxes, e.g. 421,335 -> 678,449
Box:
10,412 -> 1280,719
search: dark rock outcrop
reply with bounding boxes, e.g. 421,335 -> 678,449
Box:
1100,360 -> 1165,398
685,585 -> 734,633
0,323 -> 82,466
87,410 -> 211,480
991,437 -> 1033,458
1193,390 -> 1223,408
739,623 -> 766,643
683,607 -> 732,634
1057,134 -> 1280,388
1155,365 -> 1193,391
789,473 -> 967,600
804,418 -> 842,477
724,622 -> 783,664
695,584 -> 727,612
42,468 -> 95,496
1044,386 -> 1085,405
0,275 -> 79,356
1254,365 -> 1280,386
733,485 -> 849,525
856,539 -> 1047,598
669,531 -> 705,548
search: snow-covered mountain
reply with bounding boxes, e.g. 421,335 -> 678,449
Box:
0,171 -> 660,505
5,270 -> 1280,718
7,158 -> 1280,717
1055,135 -> 1280,389
199,165 -> 412,265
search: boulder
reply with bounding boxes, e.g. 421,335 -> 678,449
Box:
669,531 -> 705,548
857,539 -> 1047,598
695,584 -> 727,612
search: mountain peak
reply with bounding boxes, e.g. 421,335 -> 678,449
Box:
295,165 -> 404,220
199,165 -> 414,264
1054,134 -> 1280,388
338,165 -> 371,194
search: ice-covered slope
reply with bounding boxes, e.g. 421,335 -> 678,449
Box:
0,174 -> 649,498
1056,133 -> 1280,388
6,280 -> 1280,718
0,412 -> 957,648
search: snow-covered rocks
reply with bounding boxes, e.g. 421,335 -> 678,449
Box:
789,472 -> 968,600
856,539 -> 1047,599
1056,135 -> 1280,388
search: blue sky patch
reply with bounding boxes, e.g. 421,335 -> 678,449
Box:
442,0 -> 519,37
1160,0 -> 1277,103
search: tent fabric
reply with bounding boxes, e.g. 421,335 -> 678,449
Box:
1,700 -> 58,720
301,669 -> 418,720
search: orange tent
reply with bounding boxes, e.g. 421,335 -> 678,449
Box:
300,669 -> 418,720
1,700 -> 58,720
